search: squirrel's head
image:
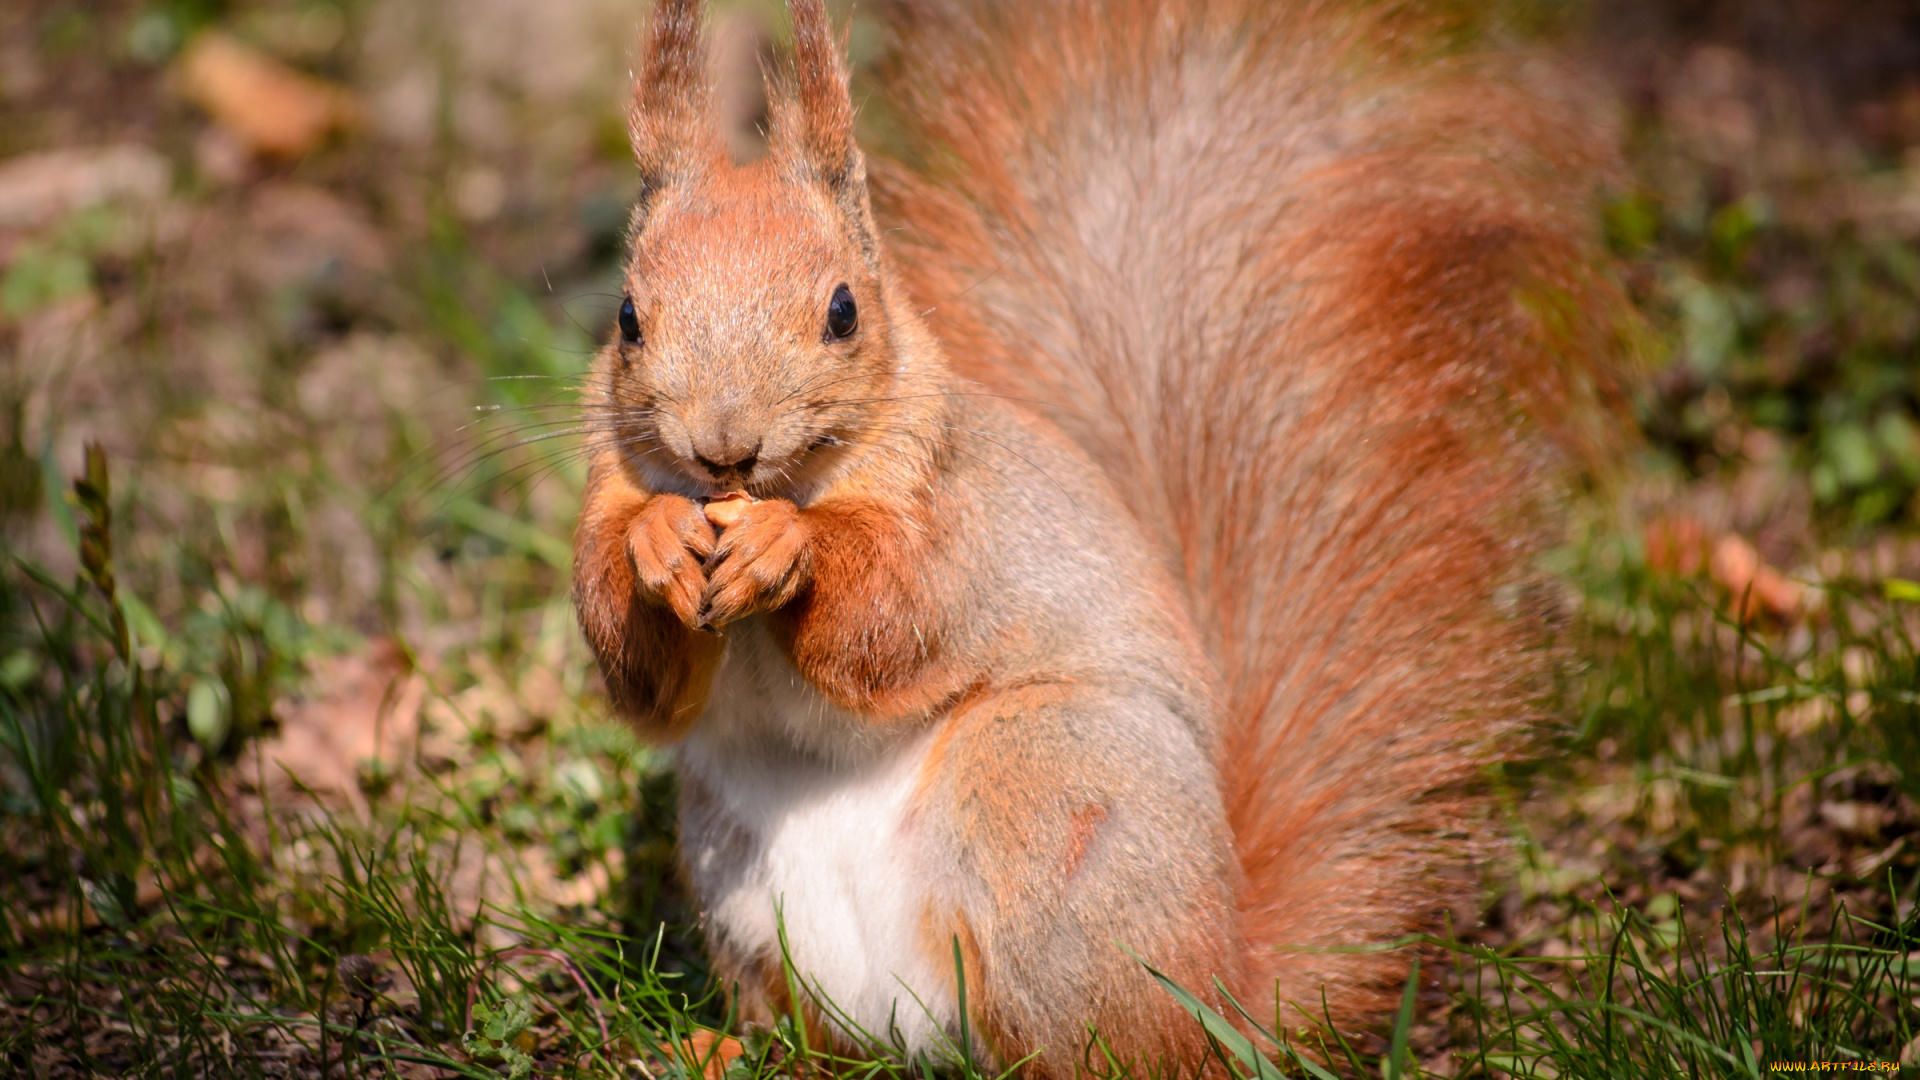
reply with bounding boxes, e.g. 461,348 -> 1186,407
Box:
600,0 -> 899,501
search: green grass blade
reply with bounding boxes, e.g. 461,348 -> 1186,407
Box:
1125,945 -> 1288,1080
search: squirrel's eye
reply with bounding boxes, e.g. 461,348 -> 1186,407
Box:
825,284 -> 857,341
618,296 -> 642,345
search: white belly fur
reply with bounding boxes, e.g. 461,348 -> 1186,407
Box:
675,619 -> 958,1053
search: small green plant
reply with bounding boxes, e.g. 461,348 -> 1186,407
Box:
464,994 -> 537,1079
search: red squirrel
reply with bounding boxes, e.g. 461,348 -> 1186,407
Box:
572,0 -> 1621,1071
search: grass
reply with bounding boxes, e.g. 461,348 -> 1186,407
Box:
2,0 -> 1919,1075
1,442 -> 1915,1076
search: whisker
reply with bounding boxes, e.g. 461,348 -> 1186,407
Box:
822,424 -> 1084,523
411,428 -> 674,520
933,423 -> 1081,517
803,390 -> 1086,416
557,290 -> 627,342
917,261 -> 1006,322
776,368 -> 881,407
410,428 -> 597,508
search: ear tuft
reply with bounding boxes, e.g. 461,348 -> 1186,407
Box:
631,0 -> 722,197
779,0 -> 860,190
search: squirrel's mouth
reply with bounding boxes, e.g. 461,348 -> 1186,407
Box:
689,454 -> 758,491
614,416 -> 858,505
697,429 -> 856,504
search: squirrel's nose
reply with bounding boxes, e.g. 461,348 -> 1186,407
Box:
692,439 -> 761,483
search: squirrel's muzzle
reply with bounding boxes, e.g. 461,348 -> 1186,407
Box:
689,431 -> 762,488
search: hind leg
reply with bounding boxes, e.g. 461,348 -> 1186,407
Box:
913,681 -> 1244,1076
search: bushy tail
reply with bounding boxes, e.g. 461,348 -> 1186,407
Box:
873,0 -> 1625,1028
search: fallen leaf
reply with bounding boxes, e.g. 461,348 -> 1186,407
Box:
1710,532 -> 1808,621
671,1030 -> 745,1080
175,32 -> 358,158
1853,836 -> 1904,878
251,639 -> 423,815
1818,799 -> 1883,839
0,145 -> 170,229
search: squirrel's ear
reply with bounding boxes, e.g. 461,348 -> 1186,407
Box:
630,0 -> 722,205
774,0 -> 867,211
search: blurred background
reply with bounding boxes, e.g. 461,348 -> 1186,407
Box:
1,0 -> 1918,1074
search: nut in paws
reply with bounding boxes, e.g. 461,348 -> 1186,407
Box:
700,499 -> 812,627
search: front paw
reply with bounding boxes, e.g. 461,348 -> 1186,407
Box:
702,499 -> 812,628
628,494 -> 717,629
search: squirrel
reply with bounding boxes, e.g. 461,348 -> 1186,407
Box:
572,0 -> 1621,1072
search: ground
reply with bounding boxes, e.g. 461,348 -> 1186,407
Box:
0,0 -> 1916,1076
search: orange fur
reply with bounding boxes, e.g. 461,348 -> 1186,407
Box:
769,497 -> 969,718
572,454 -> 724,739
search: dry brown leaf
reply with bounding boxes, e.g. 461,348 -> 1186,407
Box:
175,32 -> 358,158
1646,516 -> 1812,622
0,145 -> 170,229
671,1030 -> 746,1080
1710,533 -> 1807,621
1817,799 -> 1884,839
251,639 -> 423,814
